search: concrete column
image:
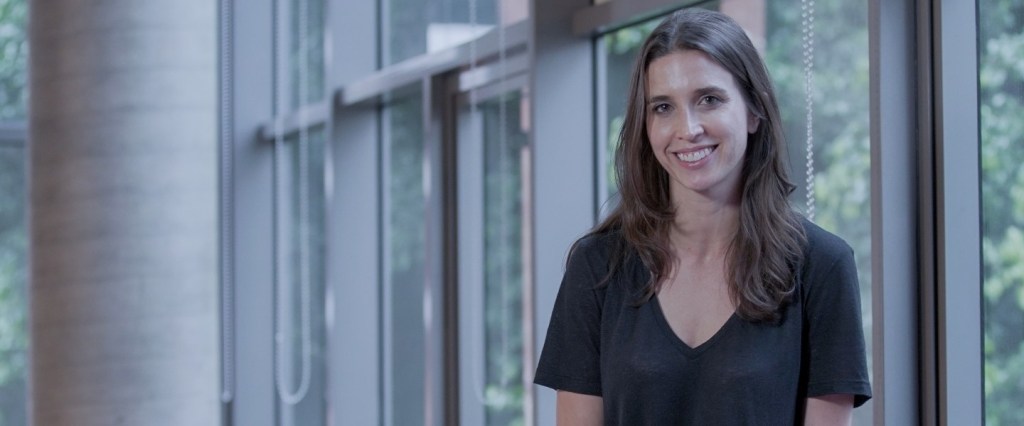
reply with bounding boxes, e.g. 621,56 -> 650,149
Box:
29,1 -> 219,425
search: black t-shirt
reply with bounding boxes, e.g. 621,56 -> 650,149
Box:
534,220 -> 871,425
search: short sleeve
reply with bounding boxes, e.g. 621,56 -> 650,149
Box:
802,240 -> 872,407
533,237 -> 606,396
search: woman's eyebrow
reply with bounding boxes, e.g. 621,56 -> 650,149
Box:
694,85 -> 728,97
647,94 -> 672,104
647,86 -> 728,104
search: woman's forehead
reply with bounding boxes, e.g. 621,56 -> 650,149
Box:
645,50 -> 740,96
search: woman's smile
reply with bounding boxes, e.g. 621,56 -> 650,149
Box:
674,145 -> 717,165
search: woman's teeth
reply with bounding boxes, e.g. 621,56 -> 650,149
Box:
676,147 -> 713,162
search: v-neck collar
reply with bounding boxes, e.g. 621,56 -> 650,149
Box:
650,295 -> 739,358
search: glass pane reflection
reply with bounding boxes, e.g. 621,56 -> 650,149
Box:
459,87 -> 531,426
384,0 -> 497,66
482,91 -> 529,426
0,144 -> 26,426
980,0 -> 1024,423
383,87 -> 431,426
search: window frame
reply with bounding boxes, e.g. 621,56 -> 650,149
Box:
930,0 -> 983,424
225,0 -> 993,424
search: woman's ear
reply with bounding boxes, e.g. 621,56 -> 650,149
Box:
747,113 -> 760,134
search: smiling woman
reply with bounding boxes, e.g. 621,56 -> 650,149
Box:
644,50 -> 755,203
534,8 -> 870,425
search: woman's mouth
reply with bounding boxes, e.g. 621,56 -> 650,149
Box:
675,146 -> 716,163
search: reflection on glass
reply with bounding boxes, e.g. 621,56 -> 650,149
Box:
762,4 -> 874,423
384,88 -> 428,426
980,1 -> 1024,424
482,91 -> 529,425
0,0 -> 26,121
598,2 -> 873,423
0,145 -> 26,426
276,125 -> 328,426
383,0 -> 528,66
290,0 -> 325,108
0,0 -> 27,423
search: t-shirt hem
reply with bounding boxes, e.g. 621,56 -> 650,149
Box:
533,370 -> 602,396
807,380 -> 873,407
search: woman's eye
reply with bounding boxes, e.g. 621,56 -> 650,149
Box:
699,95 -> 722,106
652,103 -> 671,113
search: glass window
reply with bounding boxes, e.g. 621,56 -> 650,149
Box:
0,0 -> 27,424
596,2 -> 873,423
458,87 -> 532,426
275,0 -> 327,422
382,0 -> 528,66
980,0 -> 1024,424
290,0 -> 325,108
0,141 -> 26,426
761,3 -> 874,423
0,0 -> 26,121
275,125 -> 328,426
382,85 -> 444,426
481,90 -> 530,426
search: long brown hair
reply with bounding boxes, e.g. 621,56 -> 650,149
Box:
582,8 -> 806,322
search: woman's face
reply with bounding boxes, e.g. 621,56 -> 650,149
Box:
644,49 -> 757,203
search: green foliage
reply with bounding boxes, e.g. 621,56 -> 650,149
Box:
764,0 -> 873,346
0,147 -> 25,425
0,0 -> 26,120
0,1 -> 26,423
979,0 -> 1024,423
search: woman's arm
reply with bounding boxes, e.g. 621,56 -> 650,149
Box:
804,394 -> 854,426
556,391 -> 603,426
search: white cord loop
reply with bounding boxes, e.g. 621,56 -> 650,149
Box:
219,0 -> 236,404
802,0 -> 816,221
218,0 -> 235,405
273,0 -> 313,406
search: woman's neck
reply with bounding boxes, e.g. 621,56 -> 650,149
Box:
669,190 -> 741,264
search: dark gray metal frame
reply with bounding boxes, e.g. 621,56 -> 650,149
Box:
931,1 -> 982,424
326,0 -> 382,424
228,0 -> 277,424
530,0 -> 596,424
869,0 -> 920,423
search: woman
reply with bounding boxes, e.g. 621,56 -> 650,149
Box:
533,8 -> 871,425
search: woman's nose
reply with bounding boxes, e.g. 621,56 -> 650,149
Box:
676,110 -> 704,141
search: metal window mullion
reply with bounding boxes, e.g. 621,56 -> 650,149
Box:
421,75 -> 447,426
379,102 -> 395,426
230,0 -> 277,423
868,0 -> 922,424
916,0 -> 938,424
438,72 -> 462,426
594,36 -> 610,219
326,0 -> 381,422
932,1 -> 983,425
456,100 -> 486,426
531,0 -> 596,425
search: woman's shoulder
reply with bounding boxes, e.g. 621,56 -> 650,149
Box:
799,217 -> 855,264
570,228 -> 625,262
